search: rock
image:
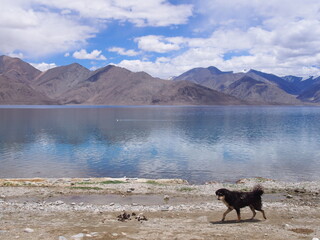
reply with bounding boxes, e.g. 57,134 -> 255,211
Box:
117,212 -> 131,221
161,206 -> 170,211
71,233 -> 85,239
286,194 -> 293,199
136,213 -> 148,222
283,224 -> 291,229
109,202 -> 115,206
55,200 -> 64,205
59,236 -> 68,240
164,195 -> 170,201
24,228 -> 34,233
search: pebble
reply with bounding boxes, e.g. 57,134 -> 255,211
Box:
55,200 -> 64,205
71,233 -> 85,239
24,228 -> 34,233
58,236 -> 68,240
286,194 -> 293,199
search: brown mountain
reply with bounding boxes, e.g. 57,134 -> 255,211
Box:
32,63 -> 91,99
174,66 -> 244,91
174,66 -> 306,104
0,55 -> 41,83
226,76 -> 301,104
61,65 -> 243,105
297,78 -> 320,102
0,74 -> 56,105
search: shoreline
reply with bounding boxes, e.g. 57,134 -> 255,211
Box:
1,177 -> 319,240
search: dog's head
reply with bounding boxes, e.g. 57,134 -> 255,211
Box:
215,188 -> 229,201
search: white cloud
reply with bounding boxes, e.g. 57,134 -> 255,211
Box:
0,0 -> 192,58
64,52 -> 70,57
0,1 -> 96,58
38,0 -> 193,27
135,35 -> 184,53
8,52 -> 24,59
108,47 -> 140,56
118,0 -> 320,78
73,49 -> 107,60
30,62 -> 57,71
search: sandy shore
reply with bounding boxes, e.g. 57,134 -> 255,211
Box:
0,177 -> 319,240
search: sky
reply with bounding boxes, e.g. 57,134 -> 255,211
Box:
1,0 -> 320,79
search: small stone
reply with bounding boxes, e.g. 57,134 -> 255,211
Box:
283,224 -> 291,229
109,202 -> 115,206
59,236 -> 68,240
112,233 -> 119,237
55,200 -> 64,205
164,195 -> 170,201
24,228 -> 34,233
161,206 -> 170,211
71,233 -> 85,239
286,194 -> 293,199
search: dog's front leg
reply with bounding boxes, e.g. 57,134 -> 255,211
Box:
222,208 -> 233,221
235,208 -> 241,222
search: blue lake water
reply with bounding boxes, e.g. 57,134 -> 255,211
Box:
0,106 -> 320,184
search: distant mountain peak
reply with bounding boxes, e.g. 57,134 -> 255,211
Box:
208,66 -> 233,75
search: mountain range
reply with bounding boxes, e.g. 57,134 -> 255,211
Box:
0,55 -> 319,105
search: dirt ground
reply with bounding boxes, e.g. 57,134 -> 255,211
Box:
0,177 -> 319,240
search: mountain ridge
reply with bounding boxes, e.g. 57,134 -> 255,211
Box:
1,55 -> 319,105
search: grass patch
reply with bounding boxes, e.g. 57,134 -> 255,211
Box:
99,180 -> 127,184
145,180 -> 165,186
70,186 -> 103,191
2,182 -> 17,187
76,182 -> 96,185
178,187 -> 195,192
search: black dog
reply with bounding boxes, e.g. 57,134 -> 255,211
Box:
215,185 -> 267,222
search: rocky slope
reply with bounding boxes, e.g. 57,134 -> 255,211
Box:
32,63 -> 91,99
174,66 -> 320,104
61,65 -> 243,105
0,75 -> 57,105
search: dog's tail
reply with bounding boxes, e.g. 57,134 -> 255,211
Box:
252,184 -> 264,196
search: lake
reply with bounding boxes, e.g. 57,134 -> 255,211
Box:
0,106 -> 320,184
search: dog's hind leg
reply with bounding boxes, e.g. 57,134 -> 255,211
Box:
250,205 -> 256,220
222,208 -> 233,221
235,208 -> 241,222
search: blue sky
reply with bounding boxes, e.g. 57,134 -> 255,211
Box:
1,0 -> 320,78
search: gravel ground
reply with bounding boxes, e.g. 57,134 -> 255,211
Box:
0,177 -> 319,240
